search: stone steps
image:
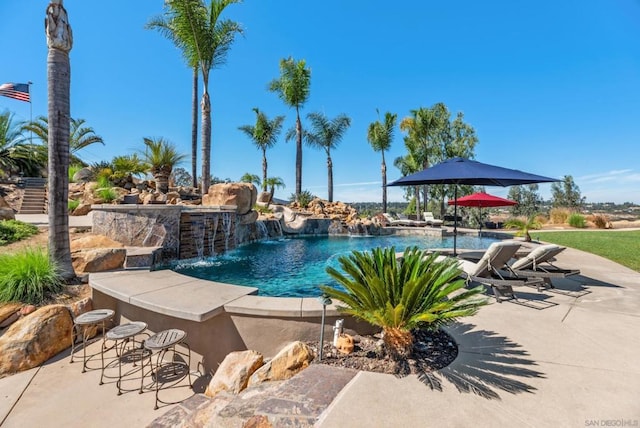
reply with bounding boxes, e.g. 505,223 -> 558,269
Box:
19,178 -> 47,214
148,365 -> 358,428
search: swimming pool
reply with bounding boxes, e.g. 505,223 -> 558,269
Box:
172,234 -> 498,297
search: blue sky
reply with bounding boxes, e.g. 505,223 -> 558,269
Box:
2,1 -> 639,204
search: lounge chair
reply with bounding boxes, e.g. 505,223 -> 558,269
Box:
397,213 -> 427,227
447,241 -> 544,302
382,213 -> 412,227
504,244 -> 581,291
423,212 -> 444,227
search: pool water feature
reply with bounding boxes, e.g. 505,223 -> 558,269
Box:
173,234 -> 498,298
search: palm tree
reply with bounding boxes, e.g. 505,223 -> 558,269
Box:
240,172 -> 261,188
504,215 -> 541,242
301,112 -> 351,202
22,116 -> 104,165
320,247 -> 486,358
399,104 -> 449,211
45,0 -> 75,280
146,8 -> 200,189
157,0 -> 242,195
264,176 -> 285,204
268,57 -> 311,200
141,137 -> 187,193
393,153 -> 421,214
0,110 -> 43,177
238,108 -> 285,191
367,110 -> 397,213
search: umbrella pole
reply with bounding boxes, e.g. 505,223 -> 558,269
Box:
453,186 -> 458,256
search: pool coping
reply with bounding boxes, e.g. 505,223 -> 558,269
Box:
89,269 -> 343,322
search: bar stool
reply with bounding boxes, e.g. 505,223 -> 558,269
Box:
100,321 -> 149,395
70,309 -> 115,372
141,329 -> 192,409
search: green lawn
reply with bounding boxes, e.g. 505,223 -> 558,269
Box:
534,230 -> 640,272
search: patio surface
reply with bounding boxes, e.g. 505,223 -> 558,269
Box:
1,242 -> 639,427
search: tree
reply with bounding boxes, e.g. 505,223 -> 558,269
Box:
302,112 -> 351,202
171,167 -> 193,187
504,215 -> 541,242
393,153 -> 421,212
22,116 -> 104,165
141,137 -> 187,193
264,176 -> 285,203
158,0 -> 242,195
240,172 -> 261,187
320,247 -> 486,358
399,103 -> 450,211
238,108 -> 284,191
551,175 -> 585,209
268,57 -> 311,200
508,184 -> 542,217
0,110 -> 43,177
45,0 -> 75,280
367,110 -> 397,213
147,7 -> 200,189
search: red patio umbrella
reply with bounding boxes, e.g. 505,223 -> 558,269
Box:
448,192 -> 517,233
448,192 -> 518,208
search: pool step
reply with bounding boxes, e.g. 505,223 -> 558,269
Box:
124,247 -> 162,269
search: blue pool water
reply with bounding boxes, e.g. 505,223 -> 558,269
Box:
172,235 -> 498,297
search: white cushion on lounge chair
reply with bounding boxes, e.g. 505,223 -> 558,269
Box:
460,241 -> 522,277
510,244 -> 564,271
423,212 -> 444,226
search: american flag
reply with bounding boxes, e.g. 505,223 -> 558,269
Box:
0,82 -> 30,102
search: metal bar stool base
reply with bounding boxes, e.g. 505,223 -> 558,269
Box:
141,329 -> 192,410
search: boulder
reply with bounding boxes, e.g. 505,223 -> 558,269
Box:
73,167 -> 93,183
257,192 -> 271,204
0,305 -> 73,377
72,248 -> 126,273
237,210 -> 259,225
0,302 -> 23,328
336,334 -> 355,354
69,182 -> 85,193
72,203 -> 92,216
203,183 -> 257,215
70,234 -> 124,251
0,207 -> 14,221
205,350 -> 264,398
248,341 -> 314,386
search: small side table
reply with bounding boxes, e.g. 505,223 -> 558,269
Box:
142,329 -> 192,409
70,309 -> 115,373
100,321 -> 148,395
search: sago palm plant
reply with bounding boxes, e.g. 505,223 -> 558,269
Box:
141,137 -> 186,193
320,247 -> 486,359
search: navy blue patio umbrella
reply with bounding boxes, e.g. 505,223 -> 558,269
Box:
387,157 -> 559,255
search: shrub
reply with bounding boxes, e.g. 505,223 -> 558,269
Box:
568,213 -> 587,228
68,164 -> 84,182
0,247 -> 63,304
549,208 -> 570,224
96,187 -> 118,203
592,214 -> 609,229
320,247 -> 486,359
290,190 -> 315,209
0,220 -> 39,246
68,199 -> 80,212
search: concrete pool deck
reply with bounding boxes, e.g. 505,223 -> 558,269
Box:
1,245 -> 639,426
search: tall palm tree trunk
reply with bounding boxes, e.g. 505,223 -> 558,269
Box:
191,67 -> 198,189
295,106 -> 302,199
327,154 -> 333,202
45,0 -> 74,280
381,152 -> 387,213
201,84 -> 211,195
262,149 -> 268,192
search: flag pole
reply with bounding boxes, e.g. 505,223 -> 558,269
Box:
27,81 -> 33,144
